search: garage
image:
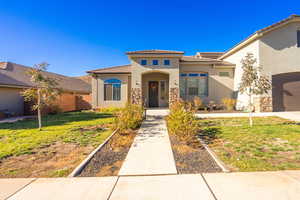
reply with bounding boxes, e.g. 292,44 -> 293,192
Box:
272,72 -> 300,111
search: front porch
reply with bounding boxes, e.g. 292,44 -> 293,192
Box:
142,72 -> 170,108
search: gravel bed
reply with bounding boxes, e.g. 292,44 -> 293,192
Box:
78,130 -> 136,177
169,135 -> 222,173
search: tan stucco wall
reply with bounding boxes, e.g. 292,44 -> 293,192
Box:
260,22 -> 300,76
225,22 -> 300,111
180,64 -> 234,104
0,87 -> 24,115
129,56 -> 180,105
224,40 -> 260,109
91,74 -> 131,108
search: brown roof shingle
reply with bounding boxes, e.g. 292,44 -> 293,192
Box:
0,62 -> 91,94
87,64 -> 132,74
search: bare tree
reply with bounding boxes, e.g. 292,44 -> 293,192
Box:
238,53 -> 271,126
22,63 -> 60,130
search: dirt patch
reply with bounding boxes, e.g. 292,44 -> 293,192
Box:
169,135 -> 222,173
0,143 -> 94,178
78,130 -> 137,177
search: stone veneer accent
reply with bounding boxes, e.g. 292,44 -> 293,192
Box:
254,96 -> 273,112
169,87 -> 179,105
131,88 -> 142,105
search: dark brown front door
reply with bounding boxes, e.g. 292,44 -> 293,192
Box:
272,72 -> 300,111
149,81 -> 159,107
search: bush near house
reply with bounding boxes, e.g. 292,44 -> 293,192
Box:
166,100 -> 199,142
113,103 -> 144,131
222,98 -> 237,111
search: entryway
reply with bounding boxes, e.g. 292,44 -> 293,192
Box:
148,81 -> 159,107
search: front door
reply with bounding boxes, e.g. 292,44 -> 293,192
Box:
148,81 -> 159,107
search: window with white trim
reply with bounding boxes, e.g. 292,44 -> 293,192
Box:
104,79 -> 121,101
180,73 -> 208,99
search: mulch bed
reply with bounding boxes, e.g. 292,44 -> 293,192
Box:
78,130 -> 137,177
169,135 -> 222,173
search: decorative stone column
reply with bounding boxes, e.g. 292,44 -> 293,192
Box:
169,87 -> 179,105
131,88 -> 142,105
253,96 -> 273,112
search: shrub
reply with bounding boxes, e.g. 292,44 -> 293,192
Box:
193,96 -> 203,111
222,98 -> 237,111
166,100 -> 199,142
113,103 -> 144,131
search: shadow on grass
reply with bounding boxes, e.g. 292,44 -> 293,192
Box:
0,111 -> 114,130
198,127 -> 221,144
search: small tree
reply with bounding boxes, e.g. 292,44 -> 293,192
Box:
22,63 -> 60,130
238,53 -> 271,126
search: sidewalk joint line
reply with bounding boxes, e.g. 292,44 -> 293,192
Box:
200,174 -> 218,200
107,176 -> 120,200
5,178 -> 37,200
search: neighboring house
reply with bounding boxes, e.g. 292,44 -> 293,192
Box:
89,14 -> 300,112
0,62 -> 92,116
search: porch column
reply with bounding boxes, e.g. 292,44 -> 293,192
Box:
131,69 -> 142,105
169,72 -> 180,105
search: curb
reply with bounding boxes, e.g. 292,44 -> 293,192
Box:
198,138 -> 230,173
68,129 -> 118,177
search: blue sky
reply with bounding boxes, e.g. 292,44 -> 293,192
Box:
0,0 -> 299,76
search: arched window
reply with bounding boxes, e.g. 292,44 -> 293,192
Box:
104,79 -> 121,101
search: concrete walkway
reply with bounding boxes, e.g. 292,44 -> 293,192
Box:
118,116 -> 177,176
2,171 -> 300,200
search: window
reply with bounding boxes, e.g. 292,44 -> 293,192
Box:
104,79 -> 121,101
160,81 -> 167,100
297,30 -> 300,48
164,60 -> 170,65
152,60 -> 159,65
180,73 -> 187,77
219,72 -> 230,77
180,73 -> 208,99
141,60 -> 147,65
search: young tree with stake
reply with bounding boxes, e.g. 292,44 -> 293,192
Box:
238,53 -> 271,126
22,63 -> 60,130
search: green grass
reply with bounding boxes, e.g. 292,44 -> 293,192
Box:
198,117 -> 300,171
0,111 -> 114,160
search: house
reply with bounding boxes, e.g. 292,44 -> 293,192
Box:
88,14 -> 300,112
0,62 -> 92,116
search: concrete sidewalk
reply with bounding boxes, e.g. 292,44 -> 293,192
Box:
2,171 -> 300,200
118,116 -> 177,176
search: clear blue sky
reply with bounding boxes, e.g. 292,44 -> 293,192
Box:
0,0 -> 299,76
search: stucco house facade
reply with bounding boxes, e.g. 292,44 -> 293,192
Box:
88,14 -> 300,112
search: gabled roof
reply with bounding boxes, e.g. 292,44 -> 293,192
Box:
220,14 -> 300,59
87,64 -> 132,74
126,49 -> 184,55
0,62 -> 91,94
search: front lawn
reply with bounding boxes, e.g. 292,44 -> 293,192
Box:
0,111 -> 114,178
198,117 -> 300,171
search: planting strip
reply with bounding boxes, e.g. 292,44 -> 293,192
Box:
198,138 -> 230,173
68,129 -> 118,177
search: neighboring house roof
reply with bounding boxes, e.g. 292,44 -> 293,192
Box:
220,14 -> 300,59
126,49 -> 184,55
196,52 -> 224,59
0,62 -> 91,94
180,56 -> 235,66
87,64 -> 132,74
